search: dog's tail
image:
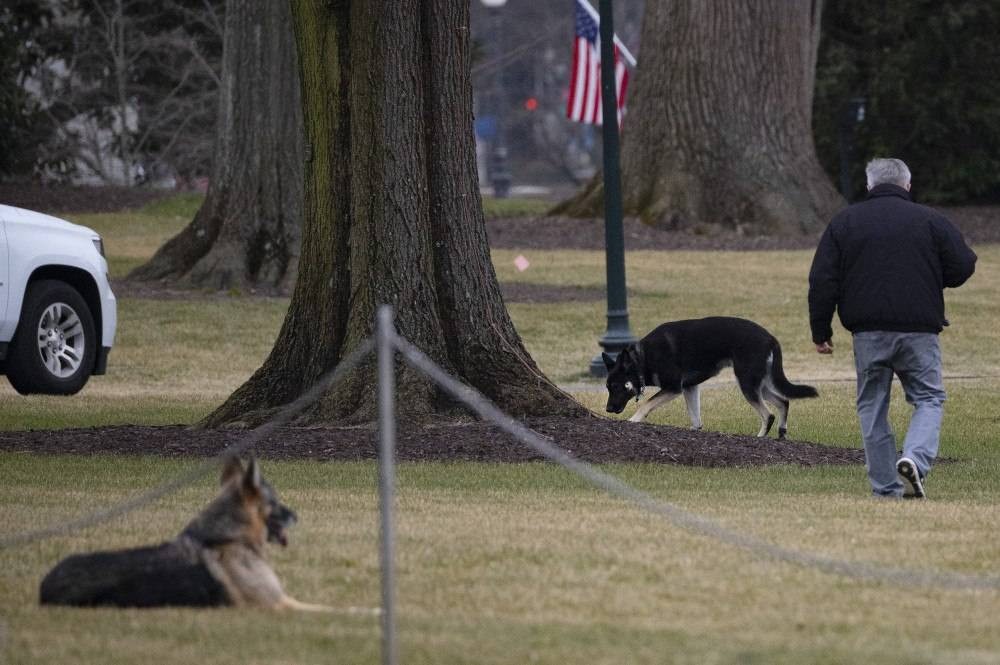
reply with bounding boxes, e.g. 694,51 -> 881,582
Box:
768,343 -> 818,399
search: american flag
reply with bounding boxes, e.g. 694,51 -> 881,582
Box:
566,0 -> 633,127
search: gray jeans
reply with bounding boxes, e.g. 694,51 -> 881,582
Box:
852,331 -> 946,497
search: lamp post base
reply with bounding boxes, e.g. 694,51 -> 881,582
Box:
589,311 -> 637,377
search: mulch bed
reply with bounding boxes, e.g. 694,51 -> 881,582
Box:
0,182 -> 172,214
487,205 -> 1000,252
488,215 -> 823,252
1,184 -> 991,467
0,417 -> 865,467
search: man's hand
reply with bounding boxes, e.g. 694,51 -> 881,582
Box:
815,340 -> 833,355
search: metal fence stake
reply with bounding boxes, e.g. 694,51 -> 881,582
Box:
376,305 -> 398,665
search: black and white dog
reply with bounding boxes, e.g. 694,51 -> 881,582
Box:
603,317 -> 818,439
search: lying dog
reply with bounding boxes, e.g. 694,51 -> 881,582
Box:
604,316 -> 818,438
40,456 -> 328,611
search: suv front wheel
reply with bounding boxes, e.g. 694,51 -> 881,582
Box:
6,280 -> 97,395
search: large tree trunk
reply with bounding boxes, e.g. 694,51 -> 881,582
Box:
557,0 -> 843,235
203,0 -> 582,427
127,0 -> 303,292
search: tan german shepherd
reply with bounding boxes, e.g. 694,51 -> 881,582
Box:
39,457 -> 329,610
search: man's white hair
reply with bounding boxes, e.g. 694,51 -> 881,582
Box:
866,158 -> 911,189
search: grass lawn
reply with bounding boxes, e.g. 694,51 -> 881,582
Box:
3,456 -> 999,664
1,196 -> 998,664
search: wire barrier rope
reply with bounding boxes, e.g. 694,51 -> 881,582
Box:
0,339 -> 374,550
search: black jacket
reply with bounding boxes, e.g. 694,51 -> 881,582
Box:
808,184 -> 977,344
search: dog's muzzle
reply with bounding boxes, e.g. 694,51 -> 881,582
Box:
606,379 -> 641,414
266,505 -> 298,547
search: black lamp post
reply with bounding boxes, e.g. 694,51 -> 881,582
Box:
589,0 -> 636,377
482,0 -> 512,198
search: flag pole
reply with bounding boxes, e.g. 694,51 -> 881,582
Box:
589,0 -> 637,377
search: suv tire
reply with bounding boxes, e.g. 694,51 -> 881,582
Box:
6,280 -> 97,395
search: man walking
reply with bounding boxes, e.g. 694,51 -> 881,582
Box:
809,158 -> 977,498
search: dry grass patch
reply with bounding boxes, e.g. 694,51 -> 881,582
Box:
497,246 -> 1000,384
0,297 -> 287,429
2,201 -> 998,663
3,457 -> 999,664
68,209 -> 191,279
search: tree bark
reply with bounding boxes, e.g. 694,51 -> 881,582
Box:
557,0 -> 843,235
127,0 -> 303,292
203,0 -> 582,427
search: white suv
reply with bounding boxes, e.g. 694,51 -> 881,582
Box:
0,204 -> 117,394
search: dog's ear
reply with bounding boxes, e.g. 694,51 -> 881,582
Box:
220,456 -> 244,486
242,456 -> 262,496
602,352 -> 615,370
618,348 -> 632,367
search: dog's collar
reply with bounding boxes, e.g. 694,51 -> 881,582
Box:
181,527 -> 238,549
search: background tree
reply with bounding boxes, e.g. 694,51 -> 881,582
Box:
204,0 -> 581,427
128,0 -> 302,292
0,1 -> 56,177
814,0 -> 1000,204
557,0 -> 843,235
28,0 -> 221,185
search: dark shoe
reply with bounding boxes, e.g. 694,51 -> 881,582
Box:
897,457 -> 925,499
